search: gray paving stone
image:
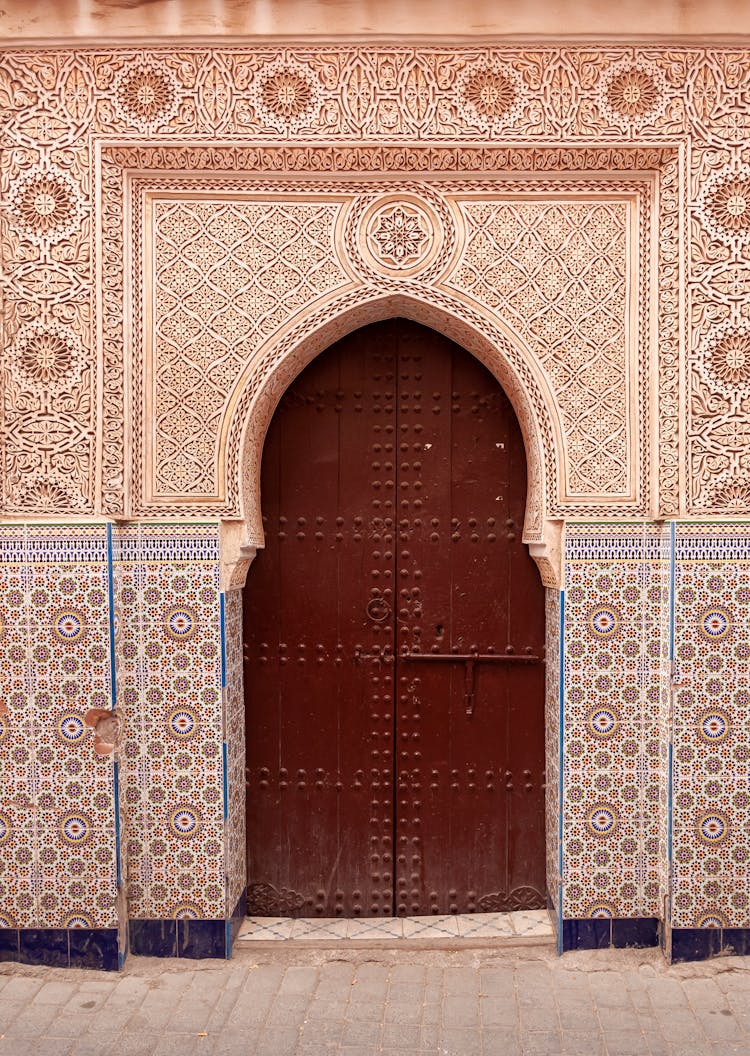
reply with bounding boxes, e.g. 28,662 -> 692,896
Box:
443,966 -> 478,992
479,967 -> 515,994
420,1020 -> 440,1047
206,1027 -> 253,1055
520,1029 -> 564,1054
593,1006 -> 642,1032
46,1011 -> 103,1037
387,981 -> 424,1004
383,999 -> 423,1024
481,1027 -> 523,1055
439,1026 -> 482,1055
279,966 -> 319,993
442,994 -> 480,1026
0,1040 -> 49,1056
518,1004 -> 561,1031
33,981 -> 79,1005
17,1041 -> 76,1056
0,978 -> 43,1000
696,1008 -> 746,1041
341,1018 -> 383,1044
648,980 -> 691,1009
558,1003 -> 599,1030
2,941 -> 750,1056
602,1031 -> 650,1056
4,1002 -> 60,1034
561,1029 -> 606,1054
254,1026 -> 300,1055
110,1035 -> 160,1056
151,1036 -> 203,1056
381,1022 -> 421,1047
299,1016 -> 344,1044
70,1036 -> 122,1056
480,995 -> 518,1027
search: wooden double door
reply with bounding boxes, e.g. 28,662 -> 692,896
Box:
243,320 -> 546,918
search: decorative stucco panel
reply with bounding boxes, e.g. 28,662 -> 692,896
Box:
0,44 -> 748,523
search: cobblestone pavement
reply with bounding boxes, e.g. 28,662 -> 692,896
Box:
2,941 -> 750,1056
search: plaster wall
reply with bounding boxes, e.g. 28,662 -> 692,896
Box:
2,0 -> 750,42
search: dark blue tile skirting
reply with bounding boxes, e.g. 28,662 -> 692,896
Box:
0,928 -> 119,970
0,891 -> 248,971
128,917 -> 225,959
671,927 -> 741,962
563,919 -> 750,960
228,889 -> 247,954
562,917 -> 660,952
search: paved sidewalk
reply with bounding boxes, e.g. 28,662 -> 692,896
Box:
2,941 -> 750,1056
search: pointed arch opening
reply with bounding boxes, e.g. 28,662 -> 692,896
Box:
221,289 -> 563,590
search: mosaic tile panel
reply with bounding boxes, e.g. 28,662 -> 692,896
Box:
9,516 -> 750,957
0,524 -> 119,931
672,525 -> 750,930
562,524 -> 670,921
544,588 -> 561,908
113,524 -> 226,922
223,588 -> 246,914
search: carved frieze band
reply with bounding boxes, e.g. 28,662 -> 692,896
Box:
3,45 -> 749,518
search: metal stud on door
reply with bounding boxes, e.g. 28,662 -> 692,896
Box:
243,320 -> 546,918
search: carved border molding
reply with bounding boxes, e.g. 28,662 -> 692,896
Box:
96,143 -> 679,537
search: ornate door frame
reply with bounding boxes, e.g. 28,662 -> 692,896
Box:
93,142 -> 681,591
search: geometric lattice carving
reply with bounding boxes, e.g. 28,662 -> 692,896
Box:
137,172 -> 653,516
448,197 -> 633,496
151,198 -> 350,498
101,150 -> 672,526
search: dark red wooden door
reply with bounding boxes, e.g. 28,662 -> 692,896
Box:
243,320 -> 546,918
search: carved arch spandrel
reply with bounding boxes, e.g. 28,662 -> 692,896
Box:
221,288 -> 563,588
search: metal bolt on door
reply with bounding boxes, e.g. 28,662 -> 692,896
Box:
243,320 -> 546,917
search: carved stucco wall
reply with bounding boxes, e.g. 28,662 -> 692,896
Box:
1,45 -> 750,530
129,165 -> 655,542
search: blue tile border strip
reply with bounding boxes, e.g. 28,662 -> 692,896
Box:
227,889 -> 247,958
561,917 -> 659,952
0,928 -> 119,970
665,927 -> 750,962
129,919 -> 227,960
561,920 -> 749,961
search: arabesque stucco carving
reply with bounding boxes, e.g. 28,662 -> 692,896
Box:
1,46 -> 750,523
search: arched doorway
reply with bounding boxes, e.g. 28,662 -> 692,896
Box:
243,319 -> 546,918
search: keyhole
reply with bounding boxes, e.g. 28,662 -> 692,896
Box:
436,624 -> 444,638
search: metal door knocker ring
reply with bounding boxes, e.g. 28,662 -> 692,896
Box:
366,597 -> 391,622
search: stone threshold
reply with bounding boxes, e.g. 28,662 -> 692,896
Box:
235,909 -> 554,945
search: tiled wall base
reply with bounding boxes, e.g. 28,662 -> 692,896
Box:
670,927 -> 750,963
128,890 -> 248,961
0,927 -> 120,971
129,918 -> 227,959
228,890 -> 247,952
561,917 -> 659,952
